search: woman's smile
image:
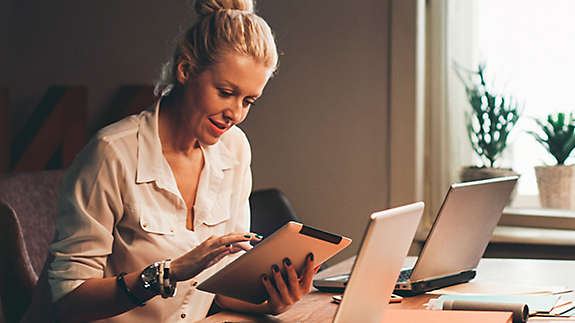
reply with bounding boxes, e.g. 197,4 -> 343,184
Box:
209,118 -> 227,130
208,117 -> 228,136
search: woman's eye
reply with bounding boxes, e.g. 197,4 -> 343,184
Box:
219,89 -> 233,97
244,99 -> 256,107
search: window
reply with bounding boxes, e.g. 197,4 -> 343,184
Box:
424,0 -> 575,239
477,0 -> 575,206
445,0 -> 574,209
417,0 -> 575,251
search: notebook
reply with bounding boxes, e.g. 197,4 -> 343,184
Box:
314,176 -> 519,296
331,202 -> 423,323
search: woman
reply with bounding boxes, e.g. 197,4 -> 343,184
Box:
44,0 -> 316,321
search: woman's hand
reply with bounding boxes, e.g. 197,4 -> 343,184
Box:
261,253 -> 319,315
170,232 -> 261,282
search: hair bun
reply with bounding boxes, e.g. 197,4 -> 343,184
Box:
194,0 -> 254,16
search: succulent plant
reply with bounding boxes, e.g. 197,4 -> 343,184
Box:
528,112 -> 575,165
454,62 -> 521,168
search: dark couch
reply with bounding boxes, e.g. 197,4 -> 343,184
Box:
0,170 -> 65,323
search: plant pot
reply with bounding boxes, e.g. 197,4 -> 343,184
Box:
535,165 -> 575,210
460,166 -> 520,204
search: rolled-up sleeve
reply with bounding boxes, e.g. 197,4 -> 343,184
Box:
48,138 -> 124,302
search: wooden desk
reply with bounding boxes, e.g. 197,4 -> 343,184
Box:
196,257 -> 575,322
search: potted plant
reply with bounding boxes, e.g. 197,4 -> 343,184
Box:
528,112 -> 575,209
454,62 -> 521,182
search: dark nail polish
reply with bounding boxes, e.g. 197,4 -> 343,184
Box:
283,258 -> 291,266
308,253 -> 314,261
243,234 -> 251,238
262,274 -> 268,281
255,234 -> 263,239
225,243 -> 231,247
272,264 -> 280,273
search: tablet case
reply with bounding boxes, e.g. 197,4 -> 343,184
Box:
197,221 -> 351,304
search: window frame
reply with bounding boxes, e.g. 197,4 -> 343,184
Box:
423,0 -> 571,240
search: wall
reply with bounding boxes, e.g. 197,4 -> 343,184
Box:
3,1 -> 194,132
247,1 -> 391,264
3,0 -> 391,265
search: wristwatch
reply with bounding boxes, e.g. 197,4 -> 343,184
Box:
139,260 -> 177,298
140,262 -> 162,295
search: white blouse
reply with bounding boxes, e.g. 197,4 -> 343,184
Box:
48,99 -> 252,322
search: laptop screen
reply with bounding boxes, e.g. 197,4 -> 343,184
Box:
333,202 -> 423,323
409,176 -> 518,281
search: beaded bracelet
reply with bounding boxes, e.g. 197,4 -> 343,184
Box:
161,259 -> 177,298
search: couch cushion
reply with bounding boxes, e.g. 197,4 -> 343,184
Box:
0,170 -> 65,276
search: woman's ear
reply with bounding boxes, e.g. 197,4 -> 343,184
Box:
176,60 -> 190,85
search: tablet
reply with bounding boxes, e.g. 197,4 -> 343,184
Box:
197,221 -> 352,304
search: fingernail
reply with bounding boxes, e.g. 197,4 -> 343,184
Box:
283,258 -> 291,266
243,234 -> 251,238
262,274 -> 268,281
225,243 -> 231,247
272,264 -> 280,273
255,234 -> 263,239
308,253 -> 314,261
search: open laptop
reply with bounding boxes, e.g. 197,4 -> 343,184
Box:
314,176 -> 518,296
331,202 -> 424,323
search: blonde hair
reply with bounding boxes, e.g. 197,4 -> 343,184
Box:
155,0 -> 278,96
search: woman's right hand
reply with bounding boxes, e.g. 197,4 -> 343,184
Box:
170,232 -> 261,282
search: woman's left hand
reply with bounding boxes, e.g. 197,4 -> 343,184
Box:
261,253 -> 319,315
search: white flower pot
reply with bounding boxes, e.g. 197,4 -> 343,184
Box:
535,165 -> 575,210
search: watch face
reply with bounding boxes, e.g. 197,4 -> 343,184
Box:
141,264 -> 159,289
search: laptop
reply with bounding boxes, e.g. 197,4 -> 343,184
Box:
331,202 -> 424,323
314,176 -> 518,296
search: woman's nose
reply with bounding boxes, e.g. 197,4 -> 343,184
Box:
225,99 -> 243,123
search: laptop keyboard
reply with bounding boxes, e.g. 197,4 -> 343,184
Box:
323,268 -> 413,283
396,268 -> 413,282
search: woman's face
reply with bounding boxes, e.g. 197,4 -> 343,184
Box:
176,52 -> 272,146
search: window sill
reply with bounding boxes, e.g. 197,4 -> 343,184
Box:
493,225 -> 575,246
500,207 -> 575,230
413,206 -> 575,249
493,207 -> 575,246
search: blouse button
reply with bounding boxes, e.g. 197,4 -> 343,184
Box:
180,313 -> 186,319
142,223 -> 148,228
191,281 -> 198,287
170,227 -> 175,233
